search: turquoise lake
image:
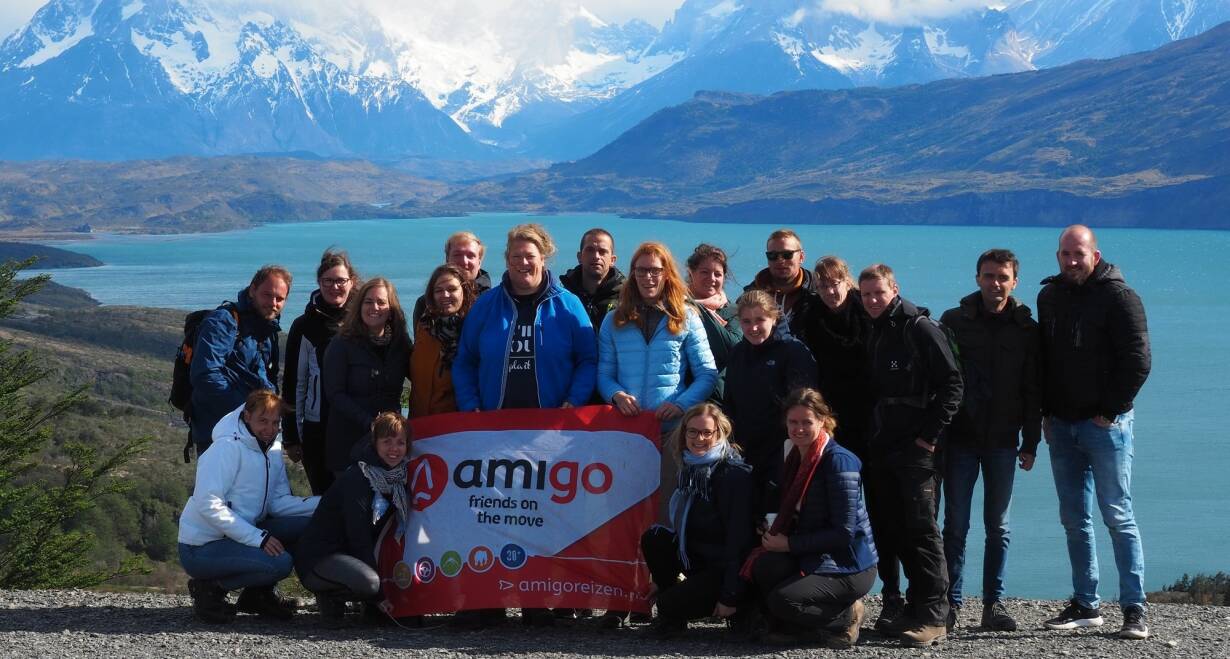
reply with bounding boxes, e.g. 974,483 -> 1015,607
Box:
35,212 -> 1229,603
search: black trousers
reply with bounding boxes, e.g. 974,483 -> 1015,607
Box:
298,553 -> 381,602
864,445 -> 949,626
751,552 -> 876,630
641,527 -> 730,622
300,420 -> 334,495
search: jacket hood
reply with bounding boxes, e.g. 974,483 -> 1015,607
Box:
474,269 -> 493,292
236,288 -> 282,335
211,404 -> 278,452
958,292 -> 1033,326
1040,260 -> 1124,289
747,267 -> 817,293
561,265 -> 626,298
500,269 -> 564,301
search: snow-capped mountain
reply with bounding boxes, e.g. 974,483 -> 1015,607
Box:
1,0 -> 1227,162
1007,0 -> 1230,67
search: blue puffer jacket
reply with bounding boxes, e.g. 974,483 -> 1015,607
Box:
786,441 -> 878,575
189,288 -> 281,450
597,306 -> 718,428
453,271 -> 597,411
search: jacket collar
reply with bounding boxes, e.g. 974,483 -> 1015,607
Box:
236,288 -> 282,335
958,292 -> 1032,326
561,265 -> 626,298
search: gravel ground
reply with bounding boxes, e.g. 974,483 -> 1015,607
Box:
1,590 -> 1226,658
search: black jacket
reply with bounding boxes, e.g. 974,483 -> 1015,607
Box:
941,293 -> 1042,454
1037,260 -> 1150,421
801,295 -> 874,459
724,335 -> 818,473
295,445 -> 394,574
281,290 -> 346,447
679,459 -> 756,607
744,268 -> 821,341
560,265 -> 626,334
866,297 -> 963,449
322,331 -> 410,472
412,269 -> 492,328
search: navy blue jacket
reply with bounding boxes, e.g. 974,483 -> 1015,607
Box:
786,441 -> 878,575
724,335 -> 817,475
189,288 -> 281,449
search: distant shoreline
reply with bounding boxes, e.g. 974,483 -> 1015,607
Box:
0,241 -> 104,268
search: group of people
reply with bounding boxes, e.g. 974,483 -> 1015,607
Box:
175,221 -> 1152,647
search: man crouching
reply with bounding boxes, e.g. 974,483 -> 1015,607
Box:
178,389 -> 320,623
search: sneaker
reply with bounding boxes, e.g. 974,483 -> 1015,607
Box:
553,607 -> 594,620
236,586 -> 296,619
946,605 -> 959,632
1043,599 -> 1104,630
824,599 -> 865,649
899,622 -> 946,647
1119,605 -> 1149,640
981,601 -> 1018,631
187,578 -> 235,624
874,594 -> 906,633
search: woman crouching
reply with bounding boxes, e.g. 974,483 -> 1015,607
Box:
295,412 -> 411,625
641,403 -> 755,638
742,388 -> 878,649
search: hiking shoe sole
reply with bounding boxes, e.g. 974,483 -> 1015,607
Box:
1045,616 -> 1104,630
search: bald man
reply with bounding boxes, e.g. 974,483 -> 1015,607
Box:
1037,225 -> 1151,640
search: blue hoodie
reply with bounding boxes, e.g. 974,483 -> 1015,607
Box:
452,271 -> 597,411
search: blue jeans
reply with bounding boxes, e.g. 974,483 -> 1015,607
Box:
1046,411 -> 1145,609
942,445 -> 1017,607
179,515 -> 313,591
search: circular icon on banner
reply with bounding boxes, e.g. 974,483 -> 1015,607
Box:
392,561 -> 414,589
499,543 -> 527,570
467,546 -> 495,573
440,550 -> 463,577
407,454 -> 449,511
415,557 -> 437,584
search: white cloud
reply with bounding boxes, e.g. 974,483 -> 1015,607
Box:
817,0 -> 993,25
582,0 -> 685,27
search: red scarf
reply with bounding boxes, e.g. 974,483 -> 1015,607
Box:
739,430 -> 829,581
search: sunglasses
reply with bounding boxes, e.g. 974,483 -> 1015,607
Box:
765,250 -> 799,261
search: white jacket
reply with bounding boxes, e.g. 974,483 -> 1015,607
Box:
178,405 -> 319,547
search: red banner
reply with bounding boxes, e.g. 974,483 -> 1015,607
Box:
378,406 -> 660,616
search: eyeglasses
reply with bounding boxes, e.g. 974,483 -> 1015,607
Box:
765,250 -> 799,262
684,428 -> 718,440
321,277 -> 351,288
633,266 -> 665,279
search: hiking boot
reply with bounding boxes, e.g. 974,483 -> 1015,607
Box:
946,605 -> 958,632
649,618 -> 686,639
824,599 -> 864,649
236,586 -> 296,619
187,578 -> 235,624
598,610 -> 629,629
316,596 -> 348,629
1044,599 -> 1104,630
981,601 -> 1018,631
522,608 -> 555,627
629,611 -> 653,624
874,594 -> 906,633
553,607 -> 593,620
899,622 -> 946,647
1119,605 -> 1149,640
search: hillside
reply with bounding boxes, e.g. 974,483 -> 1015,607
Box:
442,22 -> 1230,229
0,156 -> 451,235
0,242 -> 102,267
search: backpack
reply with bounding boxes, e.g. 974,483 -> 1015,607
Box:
170,302 -> 238,462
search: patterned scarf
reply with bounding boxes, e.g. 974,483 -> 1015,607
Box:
359,458 -> 410,539
369,322 -> 394,347
667,443 -> 740,571
424,314 -> 464,367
